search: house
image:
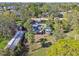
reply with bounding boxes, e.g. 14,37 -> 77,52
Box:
31,18 -> 52,34
32,21 -> 44,34
5,31 -> 25,50
31,18 -> 48,21
5,25 -> 26,50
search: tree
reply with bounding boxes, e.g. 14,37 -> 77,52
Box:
0,11 -> 17,56
41,4 -> 49,13
52,18 -> 64,40
27,3 -> 41,17
40,38 -> 47,47
0,12 -> 16,38
48,39 -> 79,56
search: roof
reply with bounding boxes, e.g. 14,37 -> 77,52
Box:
7,6 -> 16,10
6,31 -> 25,50
31,18 -> 48,21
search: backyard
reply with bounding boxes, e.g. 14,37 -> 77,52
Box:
0,3 -> 79,56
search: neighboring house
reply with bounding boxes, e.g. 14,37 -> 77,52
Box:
7,6 -> 16,10
54,11 -> 66,21
0,6 -> 16,14
41,12 -> 49,17
7,6 -> 16,14
54,17 -> 64,21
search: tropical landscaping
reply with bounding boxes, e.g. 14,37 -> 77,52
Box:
0,3 -> 79,56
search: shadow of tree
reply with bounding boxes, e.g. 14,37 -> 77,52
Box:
42,42 -> 52,48
14,39 -> 30,56
39,38 -> 52,48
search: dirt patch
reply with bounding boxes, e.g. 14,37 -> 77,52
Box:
34,34 -> 49,42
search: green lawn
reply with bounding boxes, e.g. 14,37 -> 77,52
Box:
31,48 -> 50,56
0,40 -> 8,49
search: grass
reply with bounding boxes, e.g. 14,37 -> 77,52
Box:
45,35 -> 53,40
31,48 -> 50,56
0,40 -> 8,49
